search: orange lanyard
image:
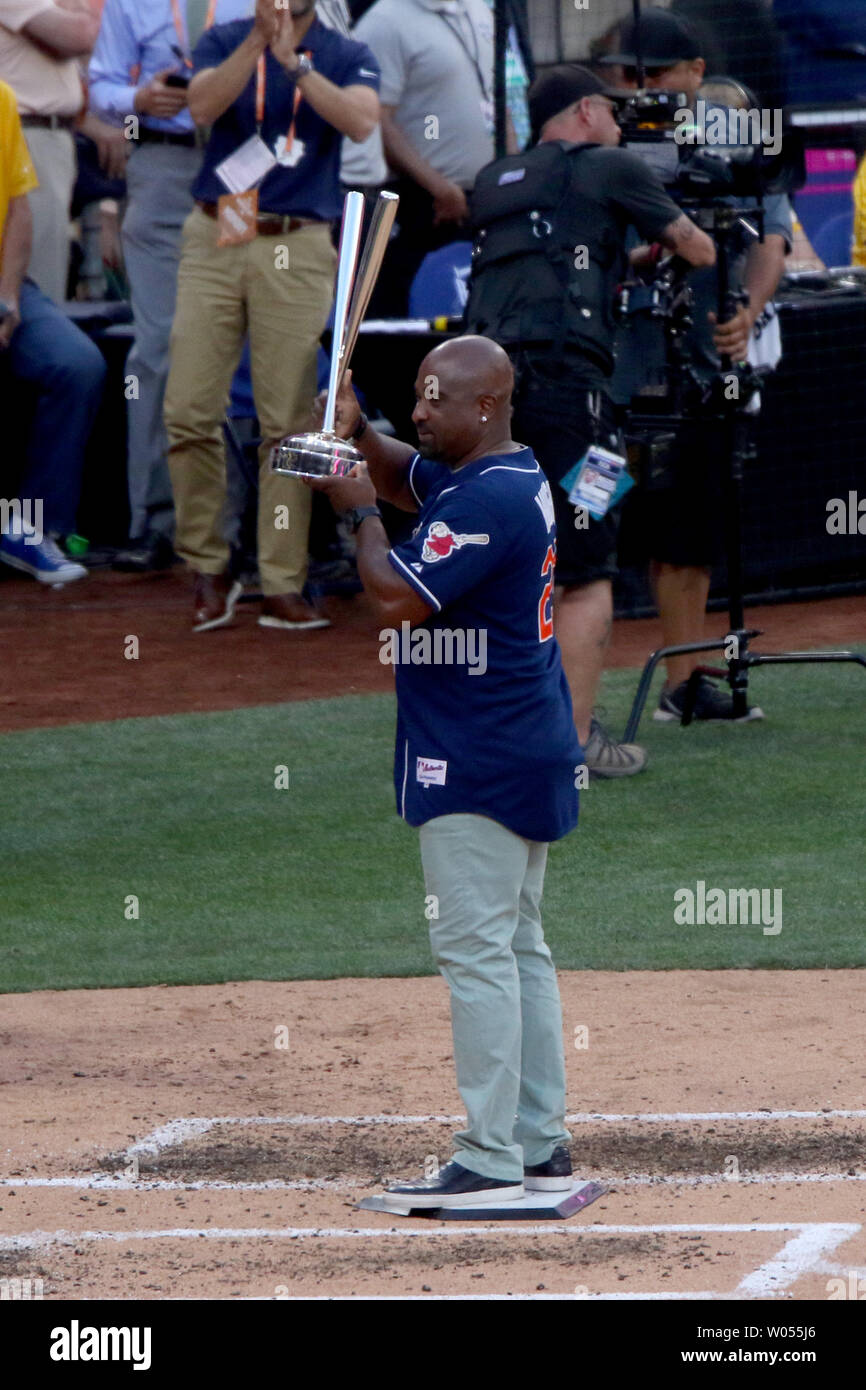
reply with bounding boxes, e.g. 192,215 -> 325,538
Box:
170,0 -> 218,65
255,52 -> 309,151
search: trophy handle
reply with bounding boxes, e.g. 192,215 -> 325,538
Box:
322,190 -> 366,436
338,190 -> 400,394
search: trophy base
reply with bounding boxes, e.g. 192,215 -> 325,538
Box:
270,431 -> 362,480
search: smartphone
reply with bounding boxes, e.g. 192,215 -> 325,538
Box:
165,72 -> 190,88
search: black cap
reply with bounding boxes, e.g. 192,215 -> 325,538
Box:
528,64 -> 619,143
599,9 -> 701,68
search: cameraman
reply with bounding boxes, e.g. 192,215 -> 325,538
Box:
603,9 -> 792,722
465,64 -> 714,778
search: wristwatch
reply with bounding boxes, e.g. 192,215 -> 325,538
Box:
294,53 -> 314,79
350,412 -> 369,442
345,505 -> 381,533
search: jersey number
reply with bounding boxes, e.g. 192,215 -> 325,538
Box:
537,544 -> 556,643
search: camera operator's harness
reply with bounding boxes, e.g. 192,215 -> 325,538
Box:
466,141 -> 621,382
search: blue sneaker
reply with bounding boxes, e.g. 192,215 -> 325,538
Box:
0,531 -> 87,584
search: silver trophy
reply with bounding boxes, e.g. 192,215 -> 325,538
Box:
270,189 -> 399,479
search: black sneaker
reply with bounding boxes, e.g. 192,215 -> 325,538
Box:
524,1144 -> 573,1192
385,1160 -> 524,1209
583,717 -> 648,779
654,676 -> 764,723
112,533 -> 176,573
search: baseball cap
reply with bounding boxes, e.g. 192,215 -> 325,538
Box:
528,64 -> 621,143
598,9 -> 701,68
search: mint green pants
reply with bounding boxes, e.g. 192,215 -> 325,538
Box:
418,813 -> 571,1182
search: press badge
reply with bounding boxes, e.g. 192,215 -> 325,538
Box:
561,444 -> 633,521
215,133 -> 276,195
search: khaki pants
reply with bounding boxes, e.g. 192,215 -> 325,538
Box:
164,207 -> 337,596
24,127 -> 75,304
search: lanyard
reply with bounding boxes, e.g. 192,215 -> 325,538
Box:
436,7 -> 490,103
170,0 -> 218,66
255,52 -> 310,151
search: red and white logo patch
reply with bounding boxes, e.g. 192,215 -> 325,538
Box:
421,520 -> 490,564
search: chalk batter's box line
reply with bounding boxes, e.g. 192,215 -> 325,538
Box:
5,1171 -> 866,1192
124,1109 -> 866,1157
2,1219 -> 857,1246
1,1222 -> 858,1301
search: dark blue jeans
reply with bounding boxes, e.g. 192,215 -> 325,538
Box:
3,279 -> 106,534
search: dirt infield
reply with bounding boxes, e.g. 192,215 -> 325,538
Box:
2,577 -> 864,1299
2,972 -> 864,1300
0,567 -> 863,732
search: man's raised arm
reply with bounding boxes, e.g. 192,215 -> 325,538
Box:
188,22 -> 270,127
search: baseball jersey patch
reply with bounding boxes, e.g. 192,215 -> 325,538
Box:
416,756 -> 447,786
421,521 -> 489,564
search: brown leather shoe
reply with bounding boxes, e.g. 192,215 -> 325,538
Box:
192,571 -> 243,632
258,593 -> 330,631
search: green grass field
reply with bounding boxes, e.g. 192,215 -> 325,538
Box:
1,662 -> 864,993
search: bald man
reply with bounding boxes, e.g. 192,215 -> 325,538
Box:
308,335 -> 581,1207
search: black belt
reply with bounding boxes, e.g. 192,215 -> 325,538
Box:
137,127 -> 198,148
21,114 -> 76,130
195,201 -> 322,235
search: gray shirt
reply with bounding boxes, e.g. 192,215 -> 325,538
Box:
355,0 -> 494,188
316,0 -> 388,186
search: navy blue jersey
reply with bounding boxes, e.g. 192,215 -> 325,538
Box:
386,446 -> 581,843
191,19 -> 380,219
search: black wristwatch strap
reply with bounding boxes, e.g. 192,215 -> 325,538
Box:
351,412 -> 369,441
346,504 -> 381,533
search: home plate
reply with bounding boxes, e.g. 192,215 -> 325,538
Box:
356,1180 -> 607,1220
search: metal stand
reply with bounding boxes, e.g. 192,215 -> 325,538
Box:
622,204 -> 866,743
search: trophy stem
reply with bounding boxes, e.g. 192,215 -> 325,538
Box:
323,191 -> 365,436
338,190 -> 400,395
271,190 -> 400,481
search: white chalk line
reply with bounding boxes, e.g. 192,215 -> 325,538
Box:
9,1112 -> 861,1299
126,1109 -> 866,1157
4,1221 -> 856,1299
618,1172 -> 866,1187
237,1292 -> 725,1302
2,1176 -> 368,1192
4,1170 -> 864,1192
737,1225 -> 856,1298
1,1220 -> 858,1255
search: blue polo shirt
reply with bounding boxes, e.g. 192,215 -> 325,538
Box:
191,18 -> 380,219
387,447 -> 581,844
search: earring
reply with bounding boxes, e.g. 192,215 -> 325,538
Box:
481,415 -> 488,422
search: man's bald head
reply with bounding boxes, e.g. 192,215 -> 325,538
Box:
412,336 -> 516,468
423,334 -> 514,401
